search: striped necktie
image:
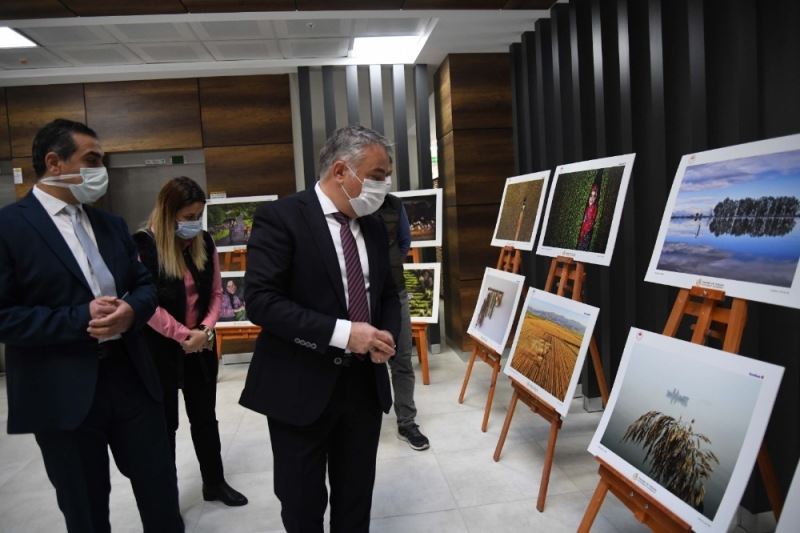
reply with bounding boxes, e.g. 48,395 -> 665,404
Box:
332,212 -> 370,324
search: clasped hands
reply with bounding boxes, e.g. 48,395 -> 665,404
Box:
88,296 -> 134,339
348,322 -> 395,364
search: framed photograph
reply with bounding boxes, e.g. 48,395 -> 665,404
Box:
394,189 -> 443,248
645,134 -> 800,309
536,153 -> 635,266
217,271 -> 251,327
466,267 -> 526,354
503,288 -> 599,417
403,263 -> 441,324
203,195 -> 278,253
588,328 -> 783,532
491,171 -> 550,251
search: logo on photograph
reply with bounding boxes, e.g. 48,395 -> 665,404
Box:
635,331 -> 644,341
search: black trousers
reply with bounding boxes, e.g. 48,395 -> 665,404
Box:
267,361 -> 383,533
158,349 -> 224,485
34,346 -> 184,533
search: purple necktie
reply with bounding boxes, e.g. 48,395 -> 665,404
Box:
333,212 -> 370,326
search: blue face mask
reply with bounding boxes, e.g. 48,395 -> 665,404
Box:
176,219 -> 203,240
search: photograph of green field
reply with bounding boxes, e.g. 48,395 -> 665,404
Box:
510,306 -> 587,401
541,165 -> 624,253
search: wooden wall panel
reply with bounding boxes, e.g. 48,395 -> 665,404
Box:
450,204 -> 501,281
0,0 -> 73,19
0,90 -> 10,160
448,54 -> 513,131
7,84 -> 86,158
11,157 -> 35,199
448,129 -> 514,206
403,0 -> 504,8
181,0 -> 294,12
434,57 -> 453,137
60,0 -> 185,15
85,79 -> 202,153
204,144 -> 295,198
199,75 -> 292,147
298,1 -> 403,8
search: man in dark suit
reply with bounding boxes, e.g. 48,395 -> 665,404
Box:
0,119 -> 183,532
240,125 -> 400,533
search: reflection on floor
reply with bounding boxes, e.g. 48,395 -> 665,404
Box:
0,348 -> 753,532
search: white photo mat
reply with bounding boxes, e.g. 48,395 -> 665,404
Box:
466,267 -> 526,354
403,262 -> 441,324
536,153 -> 635,266
503,288 -> 599,417
216,271 -> 252,328
394,188 -> 443,248
203,194 -> 278,253
645,134 -> 800,309
588,328 -> 783,532
491,171 -> 551,251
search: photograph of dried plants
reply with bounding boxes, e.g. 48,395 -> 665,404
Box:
492,171 -> 549,251
467,268 -> 526,354
403,263 -> 440,324
504,289 -> 598,417
598,334 -> 764,521
646,135 -> 800,309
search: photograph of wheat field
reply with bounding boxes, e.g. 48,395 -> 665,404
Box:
505,290 -> 597,415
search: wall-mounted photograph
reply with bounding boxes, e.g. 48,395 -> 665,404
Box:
203,195 -> 277,253
466,267 -> 526,354
394,188 -> 443,248
537,153 -> 635,266
217,271 -> 251,327
491,171 -> 550,251
403,263 -> 441,324
503,288 -> 599,417
645,134 -> 800,309
588,329 -> 783,532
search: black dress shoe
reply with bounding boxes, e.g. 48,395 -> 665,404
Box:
202,481 -> 248,506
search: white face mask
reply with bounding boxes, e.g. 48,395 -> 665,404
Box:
40,166 -> 109,205
341,166 -> 392,217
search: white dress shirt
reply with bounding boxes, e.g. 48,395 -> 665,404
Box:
314,182 -> 371,351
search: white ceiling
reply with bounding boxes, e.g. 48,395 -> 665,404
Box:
0,10 -> 546,86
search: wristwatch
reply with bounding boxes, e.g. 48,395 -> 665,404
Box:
198,324 -> 215,344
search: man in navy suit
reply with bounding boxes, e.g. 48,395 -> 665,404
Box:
240,125 -> 400,532
0,119 -> 183,532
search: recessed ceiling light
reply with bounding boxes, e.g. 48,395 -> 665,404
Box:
350,36 -> 422,64
0,27 -> 37,49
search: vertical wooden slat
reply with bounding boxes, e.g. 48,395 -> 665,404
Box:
297,66 -> 317,189
369,64 -> 384,134
346,65 -> 360,125
520,31 -> 537,174
392,64 -> 409,190
321,66 -> 337,137
414,64 -> 433,189
509,43 -> 524,176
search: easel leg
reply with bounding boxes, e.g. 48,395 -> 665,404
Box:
757,444 -> 783,520
418,329 -> 430,386
589,336 -> 609,406
537,418 -> 561,512
458,346 -> 478,404
578,478 -> 610,533
493,390 -> 519,462
481,358 -> 500,432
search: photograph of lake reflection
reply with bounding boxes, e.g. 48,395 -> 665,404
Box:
656,148 -> 800,288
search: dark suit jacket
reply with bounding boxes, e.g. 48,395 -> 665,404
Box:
239,188 -> 400,426
0,191 -> 160,434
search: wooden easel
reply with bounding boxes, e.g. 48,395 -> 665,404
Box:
406,247 -> 431,384
491,255 -> 610,511
578,286 -> 783,531
457,246 -> 524,432
215,248 -> 261,358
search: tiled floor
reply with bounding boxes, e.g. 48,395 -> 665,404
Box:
0,348 -> 749,532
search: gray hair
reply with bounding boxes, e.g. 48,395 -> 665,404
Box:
318,125 -> 393,179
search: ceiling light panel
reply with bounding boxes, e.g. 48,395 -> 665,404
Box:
274,19 -> 353,39
204,40 -> 281,61
278,38 -> 350,59
127,42 -> 212,63
190,20 -> 275,41
0,48 -> 67,69
50,45 -> 143,67
105,23 -> 196,43
20,26 -> 117,46
353,18 -> 429,37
